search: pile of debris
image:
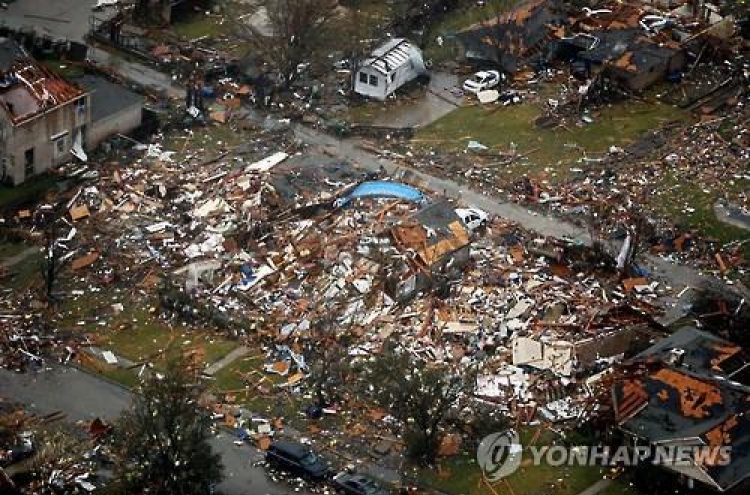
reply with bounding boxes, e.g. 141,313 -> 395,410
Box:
0,402 -> 113,494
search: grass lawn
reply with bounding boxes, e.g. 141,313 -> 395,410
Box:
39,60 -> 85,79
211,355 -> 306,423
414,99 -> 686,173
0,174 -> 57,209
2,250 -> 42,291
171,13 -> 231,40
59,290 -> 239,373
212,355 -> 268,392
421,452 -> 610,495
419,427 -> 645,495
97,363 -> 142,389
0,242 -> 29,261
424,0 -> 515,63
431,0 -> 515,35
99,315 -> 239,368
649,171 -> 750,258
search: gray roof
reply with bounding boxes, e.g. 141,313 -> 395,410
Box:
614,327 -> 750,491
638,326 -> 750,380
363,38 -> 423,75
0,37 -> 26,73
71,75 -> 144,122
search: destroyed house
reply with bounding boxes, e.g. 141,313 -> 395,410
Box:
389,201 -> 471,301
0,37 -> 90,185
512,305 -> 654,376
456,0 -> 567,73
569,28 -> 686,90
612,327 -> 750,492
354,38 -> 427,101
550,3 -> 686,90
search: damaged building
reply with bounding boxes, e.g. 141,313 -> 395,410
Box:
454,0 -> 741,90
512,305 -> 657,376
612,326 -> 750,492
353,38 -> 428,101
0,37 -> 90,185
70,75 -> 144,150
0,38 -> 145,185
554,4 -> 687,90
388,200 -> 471,301
132,0 -> 215,25
456,0 -> 567,73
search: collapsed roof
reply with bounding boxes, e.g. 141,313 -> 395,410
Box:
456,0 -> 567,73
613,327 -> 750,492
0,38 -> 85,125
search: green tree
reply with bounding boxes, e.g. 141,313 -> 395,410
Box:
111,358 -> 222,495
358,340 -> 476,464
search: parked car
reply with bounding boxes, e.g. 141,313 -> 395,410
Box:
455,207 -> 489,232
265,440 -> 330,480
462,70 -> 502,94
333,472 -> 390,495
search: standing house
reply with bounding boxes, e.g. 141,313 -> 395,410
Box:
354,39 -> 427,101
71,75 -> 144,149
0,38 -> 91,185
0,38 -> 145,185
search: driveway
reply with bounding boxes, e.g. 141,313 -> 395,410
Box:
0,365 -> 313,495
372,71 -> 462,128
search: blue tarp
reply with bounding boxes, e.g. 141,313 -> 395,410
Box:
338,181 -> 426,206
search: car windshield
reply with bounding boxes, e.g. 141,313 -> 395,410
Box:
300,452 -> 319,466
470,74 -> 484,82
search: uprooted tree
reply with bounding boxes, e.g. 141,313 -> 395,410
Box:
584,202 -> 656,277
109,358 -> 222,495
257,0 -> 339,89
357,339 -> 477,464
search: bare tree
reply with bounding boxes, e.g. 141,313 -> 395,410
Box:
34,208 -> 63,304
337,3 -> 380,95
388,0 -> 462,45
259,0 -> 338,89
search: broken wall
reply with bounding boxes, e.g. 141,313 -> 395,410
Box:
3,98 -> 90,185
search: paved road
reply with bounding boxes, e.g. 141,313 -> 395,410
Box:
100,43 -> 750,306
0,365 -> 313,495
88,47 -> 185,99
290,124 -> 750,312
0,0 -> 117,43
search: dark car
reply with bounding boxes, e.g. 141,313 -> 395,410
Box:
333,472 -> 390,495
265,440 -> 330,480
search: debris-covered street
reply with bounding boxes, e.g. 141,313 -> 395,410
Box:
1,1 -> 749,495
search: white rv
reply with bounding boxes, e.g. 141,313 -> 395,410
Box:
354,38 -> 427,101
